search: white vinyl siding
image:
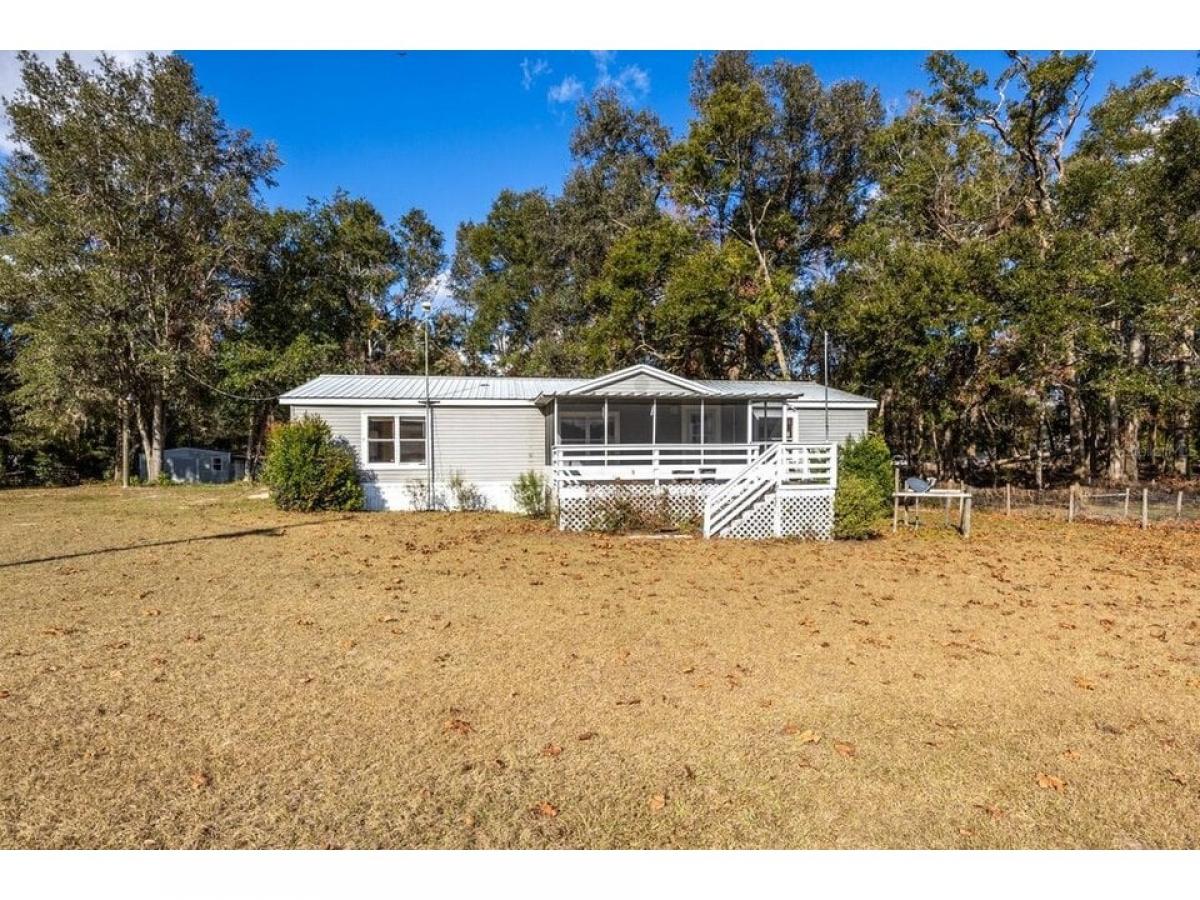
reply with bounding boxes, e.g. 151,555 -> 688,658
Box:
289,404 -> 547,485
791,409 -> 869,445
579,371 -> 702,395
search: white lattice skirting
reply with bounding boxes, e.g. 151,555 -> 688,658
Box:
557,482 -> 834,540
557,482 -> 708,532
722,490 -> 834,540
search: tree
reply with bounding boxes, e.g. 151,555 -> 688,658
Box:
0,52 -> 277,480
218,195 -> 449,474
668,52 -> 882,377
1060,72 -> 1199,480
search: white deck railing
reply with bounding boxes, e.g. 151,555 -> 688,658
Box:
551,443 -> 768,484
552,442 -> 836,488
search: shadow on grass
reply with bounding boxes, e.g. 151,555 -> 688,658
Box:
0,516 -> 352,569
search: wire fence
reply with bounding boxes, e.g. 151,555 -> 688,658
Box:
968,484 -> 1200,527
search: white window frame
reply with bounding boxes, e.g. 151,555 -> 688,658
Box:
361,411 -> 429,469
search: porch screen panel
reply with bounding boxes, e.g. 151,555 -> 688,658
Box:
752,402 -> 784,442
703,401 -> 748,444
655,402 -> 703,444
606,402 -> 652,446
558,401 -> 605,444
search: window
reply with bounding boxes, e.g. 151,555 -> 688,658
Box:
366,415 -> 426,466
397,417 -> 426,463
211,457 -> 223,472
367,417 -> 396,463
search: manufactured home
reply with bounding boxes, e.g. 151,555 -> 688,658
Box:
280,365 -> 876,538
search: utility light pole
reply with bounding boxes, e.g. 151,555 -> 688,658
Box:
121,393 -> 132,488
422,298 -> 433,511
823,330 -> 830,442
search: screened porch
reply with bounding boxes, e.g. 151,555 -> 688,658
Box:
548,397 -> 788,483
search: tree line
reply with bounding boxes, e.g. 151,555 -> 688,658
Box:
2,50 -> 1198,487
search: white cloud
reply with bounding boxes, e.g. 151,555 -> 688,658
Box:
520,57 -> 550,91
0,51 -> 167,154
547,75 -> 584,105
591,50 -> 650,97
543,52 -> 650,112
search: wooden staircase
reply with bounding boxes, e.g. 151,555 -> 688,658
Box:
703,443 -> 838,539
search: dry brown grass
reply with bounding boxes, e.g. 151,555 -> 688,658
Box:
1,484 -> 1198,849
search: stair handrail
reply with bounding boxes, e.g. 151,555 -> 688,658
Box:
704,443 -> 781,537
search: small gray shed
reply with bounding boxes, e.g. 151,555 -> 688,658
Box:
138,447 -> 233,484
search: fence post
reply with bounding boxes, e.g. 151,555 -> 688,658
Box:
892,465 -> 900,533
962,493 -> 972,539
1124,488 -> 1131,519
1068,484 -> 1075,523
1005,482 -> 1011,517
1177,490 -> 1183,520
1141,488 -> 1148,529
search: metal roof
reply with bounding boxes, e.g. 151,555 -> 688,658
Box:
280,374 -> 581,402
281,372 -> 875,405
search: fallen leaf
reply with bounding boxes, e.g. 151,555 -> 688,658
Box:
377,615 -> 399,623
780,723 -> 801,736
0,690 -> 10,700
683,764 -> 696,780
1074,676 -> 1096,690
1168,771 -> 1188,786
191,771 -> 212,790
834,741 -> 857,758
461,814 -> 476,828
541,743 -> 562,757
797,729 -> 822,745
577,731 -> 597,741
1061,749 -> 1081,761
141,608 -> 161,617
444,718 -> 474,736
973,803 -> 1005,819
532,800 -> 558,818
1036,772 -> 1066,792
647,794 -> 666,812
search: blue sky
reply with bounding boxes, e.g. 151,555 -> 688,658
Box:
7,51 -> 1199,251
176,50 -> 1198,247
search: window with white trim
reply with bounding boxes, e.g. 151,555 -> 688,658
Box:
366,415 -> 426,466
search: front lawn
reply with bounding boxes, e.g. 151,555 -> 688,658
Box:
1,485 -> 1197,848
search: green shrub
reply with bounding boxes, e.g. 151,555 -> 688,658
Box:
448,470 -> 489,511
262,417 -> 364,512
834,471 -> 887,539
840,433 -> 893,502
511,470 -> 551,517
